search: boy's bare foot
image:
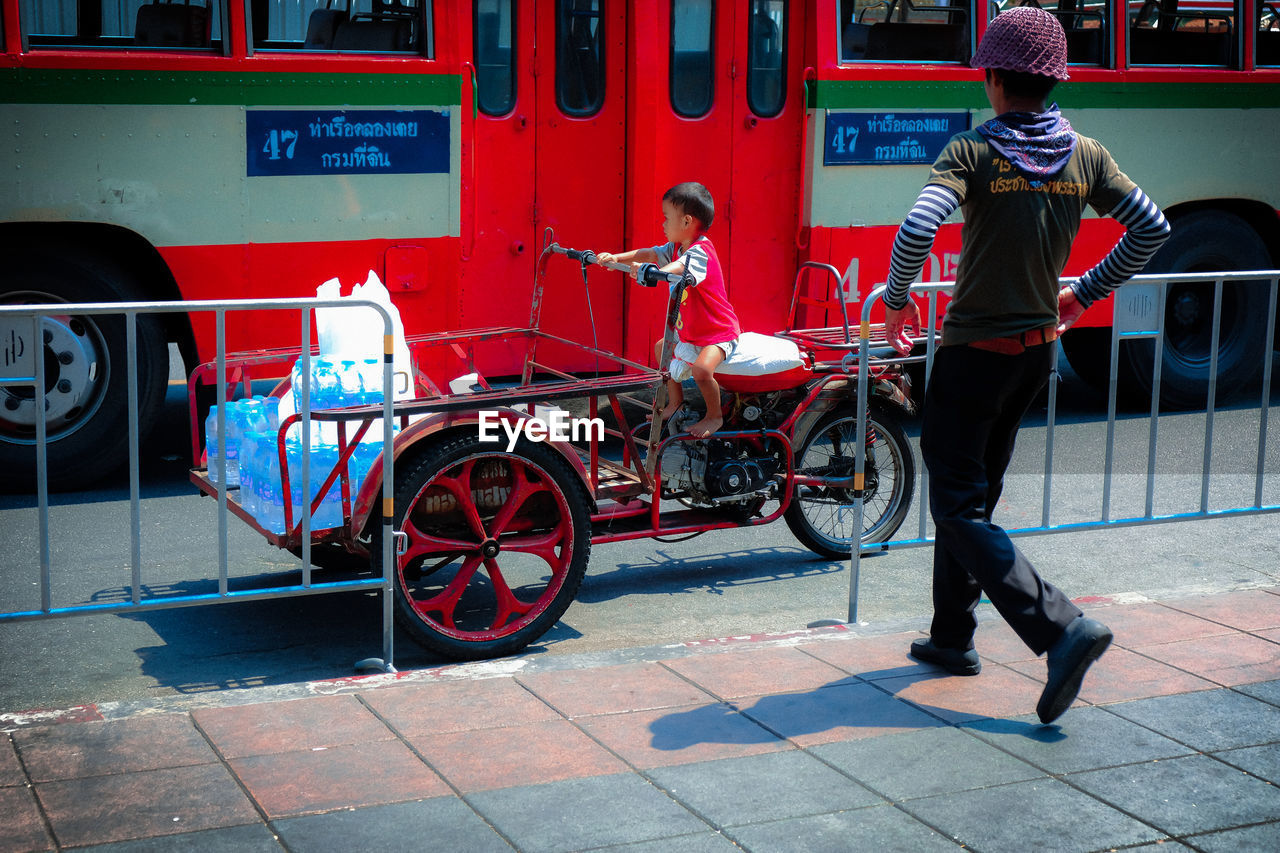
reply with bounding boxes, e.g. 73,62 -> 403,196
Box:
654,400 -> 683,424
688,415 -> 723,438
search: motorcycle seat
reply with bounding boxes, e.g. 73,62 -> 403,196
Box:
672,331 -> 813,393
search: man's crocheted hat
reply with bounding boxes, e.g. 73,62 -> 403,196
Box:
971,6 -> 1070,81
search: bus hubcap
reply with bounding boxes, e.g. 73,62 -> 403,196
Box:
0,315 -> 105,439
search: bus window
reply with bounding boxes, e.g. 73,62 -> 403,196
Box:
671,0 -> 714,118
1129,0 -> 1237,67
839,0 -> 971,65
251,1 -> 430,54
748,0 -> 786,117
556,0 -> 605,117
20,0 -> 224,50
1259,2 -> 1280,66
988,1 -> 1109,68
475,0 -> 515,115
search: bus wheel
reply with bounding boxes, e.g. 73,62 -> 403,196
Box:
0,253 -> 167,492
1123,211 -> 1272,409
379,435 -> 591,660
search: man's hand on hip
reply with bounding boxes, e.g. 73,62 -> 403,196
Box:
884,300 -> 921,356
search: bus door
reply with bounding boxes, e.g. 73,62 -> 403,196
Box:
727,1 -> 805,335
465,1 -> 627,364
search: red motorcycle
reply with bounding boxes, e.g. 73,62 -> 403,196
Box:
190,231 -> 918,660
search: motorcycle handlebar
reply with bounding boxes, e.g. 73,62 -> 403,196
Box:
547,241 -> 685,285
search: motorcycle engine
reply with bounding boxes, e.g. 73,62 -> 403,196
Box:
660,439 -> 779,505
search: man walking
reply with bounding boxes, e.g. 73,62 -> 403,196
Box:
882,6 -> 1171,724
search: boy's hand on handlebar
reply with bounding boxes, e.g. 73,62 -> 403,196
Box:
595,251 -> 617,264
884,301 -> 920,356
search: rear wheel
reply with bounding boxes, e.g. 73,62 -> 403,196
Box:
784,404 -> 916,558
379,434 -> 592,660
0,252 -> 167,491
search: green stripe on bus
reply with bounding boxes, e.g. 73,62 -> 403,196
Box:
0,68 -> 462,106
812,79 -> 1280,110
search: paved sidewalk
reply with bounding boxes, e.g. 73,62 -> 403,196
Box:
3,587 -> 1280,852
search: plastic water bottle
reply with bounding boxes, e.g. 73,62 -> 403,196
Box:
311,442 -> 344,530
238,430 -> 260,517
312,358 -> 339,410
338,359 -> 361,408
257,436 -> 285,535
359,358 -> 384,406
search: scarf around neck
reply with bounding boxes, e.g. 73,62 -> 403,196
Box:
977,104 -> 1077,184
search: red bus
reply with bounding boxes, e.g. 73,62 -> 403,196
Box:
2,0 -> 1277,489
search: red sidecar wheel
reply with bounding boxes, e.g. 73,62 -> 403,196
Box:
381,435 -> 591,660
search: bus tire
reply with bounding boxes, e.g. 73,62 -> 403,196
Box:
0,252 -> 168,492
1121,211 -> 1272,409
378,434 -> 592,661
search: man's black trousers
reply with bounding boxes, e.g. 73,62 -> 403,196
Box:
920,342 -> 1082,655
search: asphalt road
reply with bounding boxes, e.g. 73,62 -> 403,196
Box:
1,352 -> 1277,716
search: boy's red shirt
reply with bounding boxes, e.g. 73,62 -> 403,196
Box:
666,235 -> 741,346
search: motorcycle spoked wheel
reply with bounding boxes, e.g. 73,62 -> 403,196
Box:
785,404 -> 916,558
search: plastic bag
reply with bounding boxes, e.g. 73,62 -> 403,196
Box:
312,271 -> 413,400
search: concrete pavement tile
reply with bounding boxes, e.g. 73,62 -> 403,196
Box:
360,677 -> 559,736
1061,646 -> 1219,704
661,647 -> 855,700
647,751 -> 884,827
1068,754 -> 1280,836
874,664 -> 1046,724
724,803 -> 965,852
228,740 -> 448,818
1103,689 -> 1280,751
1186,822 -> 1280,852
468,773 -> 706,853
0,734 -> 25,786
76,823 -> 282,851
35,764 -> 259,848
577,703 -> 788,769
810,726 -> 1044,801
796,631 -> 930,680
588,832 -> 742,852
1213,744 -> 1280,784
193,695 -> 395,759
962,706 -> 1192,774
0,785 -> 54,851
1132,632 -> 1280,687
1162,589 -> 1280,632
1082,602 -> 1233,646
899,777 -> 1165,852
409,718 -> 627,792
737,682 -> 944,747
1235,678 -> 1280,707
273,798 -> 513,853
515,662 -> 715,718
15,714 -> 217,782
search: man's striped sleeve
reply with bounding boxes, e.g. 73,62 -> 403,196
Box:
1071,188 -> 1171,307
884,185 -> 960,310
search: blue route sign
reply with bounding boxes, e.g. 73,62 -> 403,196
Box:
246,109 -> 450,177
824,111 -> 970,166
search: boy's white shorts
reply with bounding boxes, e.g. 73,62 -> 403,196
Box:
669,339 -> 738,382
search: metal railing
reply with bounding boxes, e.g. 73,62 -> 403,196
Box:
0,297 -> 400,673
845,270 -> 1280,622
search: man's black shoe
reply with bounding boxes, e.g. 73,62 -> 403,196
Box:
909,638 -> 981,676
1037,616 -> 1113,724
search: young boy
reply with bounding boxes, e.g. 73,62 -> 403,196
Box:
598,182 -> 740,438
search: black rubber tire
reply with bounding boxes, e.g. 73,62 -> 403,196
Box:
376,434 -> 592,660
0,252 -> 167,492
1119,211 -> 1273,409
784,403 -> 916,559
